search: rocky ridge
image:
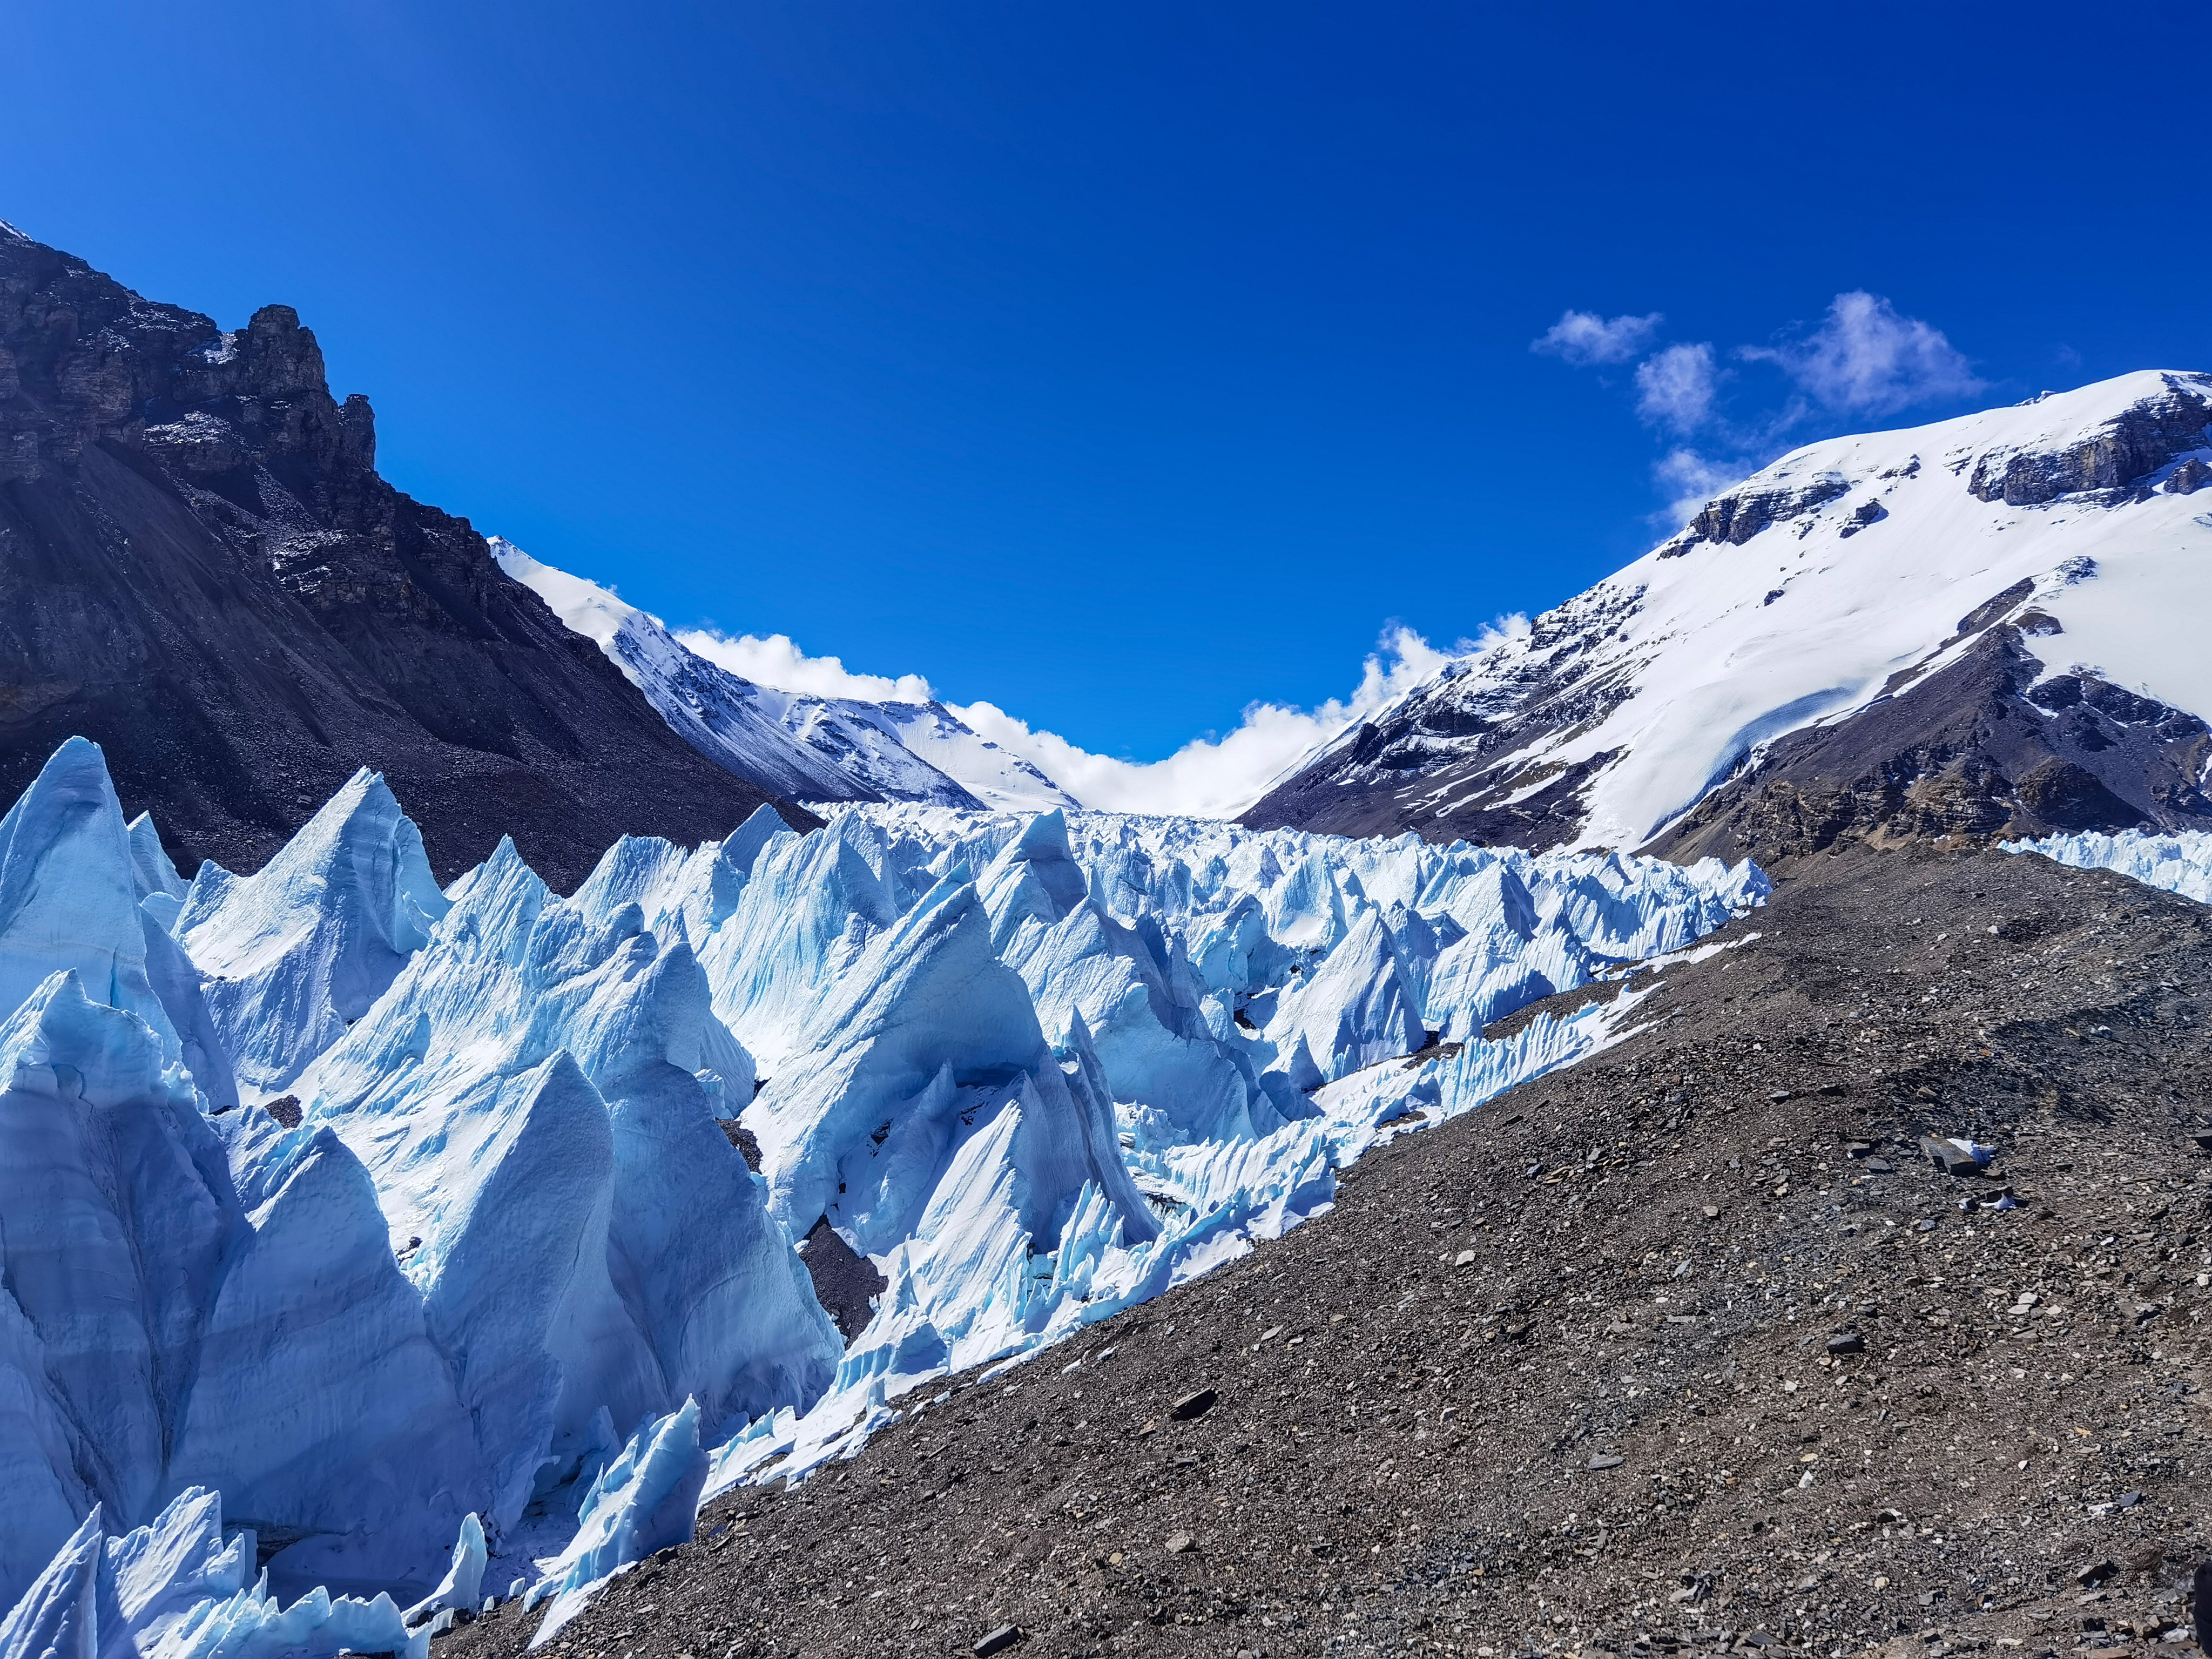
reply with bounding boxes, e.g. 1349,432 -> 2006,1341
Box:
0,221 -> 811,888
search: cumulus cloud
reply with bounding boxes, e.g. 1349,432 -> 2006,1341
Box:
949,625 -> 1482,817
1533,289 -> 1983,522
1742,291 -> 1982,415
680,621 -> 1511,818
1530,309 -> 1664,367
1634,342 -> 1719,432
678,628 -> 936,704
1651,448 -> 1750,529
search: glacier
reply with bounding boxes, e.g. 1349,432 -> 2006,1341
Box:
2007,826 -> 2212,905
0,1487 -> 434,1659
0,737 -> 1763,1654
522,1400 -> 707,1645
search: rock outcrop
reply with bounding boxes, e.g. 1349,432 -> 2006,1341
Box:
1654,622 -> 2212,863
1967,379 -> 2212,505
0,222 -> 811,889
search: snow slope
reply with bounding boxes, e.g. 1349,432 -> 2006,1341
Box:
1250,370 -> 2212,849
0,737 -> 1761,1655
494,541 -> 1075,811
857,700 -> 1081,813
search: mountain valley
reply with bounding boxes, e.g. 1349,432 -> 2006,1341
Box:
2,219 -> 2211,1659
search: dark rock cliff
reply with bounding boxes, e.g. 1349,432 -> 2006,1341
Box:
1239,581 -> 1648,852
0,222 -> 813,889
1652,619 -> 2212,863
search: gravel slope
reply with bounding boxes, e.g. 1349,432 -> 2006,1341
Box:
448,845 -> 2212,1659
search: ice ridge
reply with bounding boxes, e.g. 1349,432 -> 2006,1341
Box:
2007,826 -> 2212,905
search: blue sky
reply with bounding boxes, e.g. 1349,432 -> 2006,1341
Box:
6,1 -> 2207,795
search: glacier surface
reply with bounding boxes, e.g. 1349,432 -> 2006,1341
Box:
0,737 -> 1762,1654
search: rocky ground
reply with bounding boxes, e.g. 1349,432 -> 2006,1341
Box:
445,845 -> 2212,1659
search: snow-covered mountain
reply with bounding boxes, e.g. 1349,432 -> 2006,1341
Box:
0,734 -> 1759,1650
1247,370 -> 2212,857
492,542 -> 1079,813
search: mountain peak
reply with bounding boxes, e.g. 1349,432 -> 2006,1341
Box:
491,539 -> 1083,813
1246,368 -> 2212,858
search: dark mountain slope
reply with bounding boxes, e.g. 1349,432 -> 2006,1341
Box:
1654,619 -> 2212,864
0,221 -> 811,889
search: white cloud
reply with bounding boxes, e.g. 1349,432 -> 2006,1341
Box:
1530,309 -> 1663,367
947,625 -> 1478,817
678,628 -> 936,704
1652,447 -> 1748,528
680,621 -> 1505,818
1743,291 -> 1982,415
1634,342 -> 1718,432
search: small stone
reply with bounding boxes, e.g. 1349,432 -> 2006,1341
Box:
2072,1558 -> 2117,1587
1872,1575 -> 1890,1590
1866,1158 -> 1894,1174
1454,1250 -> 1477,1267
973,1625 -> 1022,1656
1913,1217 -> 1938,1233
1588,1453 -> 1623,1471
1826,1332 -> 1864,1356
1844,1141 -> 1873,1158
1170,1388 -> 1217,1421
1701,1205 -> 1719,1219
1919,1136 -> 1988,1176
1164,1533 -> 1195,1554
1769,1089 -> 1790,1102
